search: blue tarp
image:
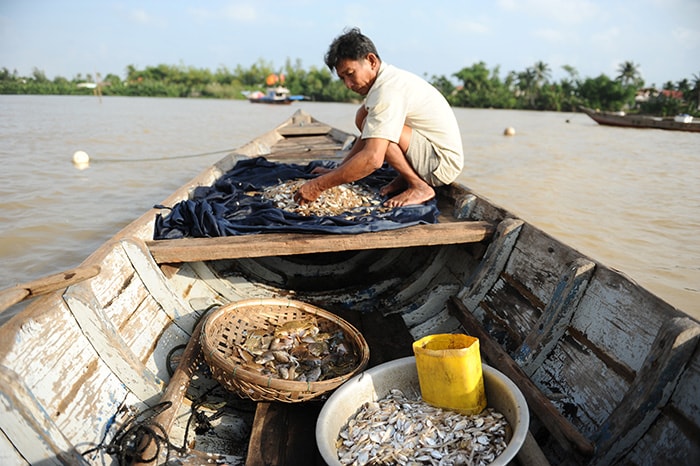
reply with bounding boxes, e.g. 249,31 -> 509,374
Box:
153,157 -> 439,239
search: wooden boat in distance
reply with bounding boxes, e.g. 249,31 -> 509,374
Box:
580,105 -> 700,132
243,86 -> 307,104
1,110 -> 699,465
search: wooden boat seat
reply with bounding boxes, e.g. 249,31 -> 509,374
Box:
146,220 -> 496,264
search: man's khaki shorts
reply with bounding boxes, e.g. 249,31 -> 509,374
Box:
405,129 -> 444,187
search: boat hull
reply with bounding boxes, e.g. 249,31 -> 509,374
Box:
0,110 -> 698,465
247,97 -> 292,104
581,106 -> 700,132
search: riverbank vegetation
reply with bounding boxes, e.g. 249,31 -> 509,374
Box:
2,59 -> 698,117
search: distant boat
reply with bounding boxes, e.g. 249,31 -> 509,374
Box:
580,106 -> 700,133
242,86 -> 307,105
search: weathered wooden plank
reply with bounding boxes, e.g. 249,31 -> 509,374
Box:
504,224 -> 584,310
0,288 -> 29,314
669,351 -> 700,428
447,185 -> 509,223
146,221 -> 496,264
63,290 -> 164,402
121,295 -> 173,362
0,264 -> 101,313
121,239 -> 199,332
246,402 -> 324,466
135,318 -> 208,466
381,245 -> 477,315
593,317 -> 700,466
409,306 -> 463,339
514,258 -> 596,375
188,261 -> 256,303
277,123 -> 332,136
571,265 -> 674,373
52,364 -> 130,449
0,292 -> 134,451
0,429 -> 29,465
448,296 -> 596,457
65,242 -> 180,384
402,284 -> 460,332
451,192 -> 477,219
476,274 -> 540,353
457,218 -> 524,310
623,409 -> 700,465
85,245 -> 141,327
269,134 -> 339,152
529,331 -> 629,439
0,366 -> 84,465
0,294 -> 85,390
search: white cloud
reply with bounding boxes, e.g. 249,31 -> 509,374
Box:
130,9 -> 150,24
533,28 -> 564,42
591,26 -> 621,44
450,19 -> 490,35
127,8 -> 167,28
497,0 -> 601,24
188,8 -> 214,21
224,3 -> 258,22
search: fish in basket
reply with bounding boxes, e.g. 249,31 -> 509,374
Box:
200,298 -> 370,402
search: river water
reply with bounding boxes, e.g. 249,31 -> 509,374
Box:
1,95 -> 698,319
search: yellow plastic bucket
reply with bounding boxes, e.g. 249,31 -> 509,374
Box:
412,333 -> 487,414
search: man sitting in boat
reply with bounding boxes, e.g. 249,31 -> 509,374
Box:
294,28 -> 464,208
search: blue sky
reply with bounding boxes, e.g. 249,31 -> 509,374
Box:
1,0 -> 698,87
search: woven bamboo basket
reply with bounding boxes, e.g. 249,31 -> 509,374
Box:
200,298 -> 370,402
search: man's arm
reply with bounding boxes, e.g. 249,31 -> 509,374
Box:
294,138 -> 389,204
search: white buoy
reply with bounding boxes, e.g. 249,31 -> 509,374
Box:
72,150 -> 90,169
503,127 -> 516,136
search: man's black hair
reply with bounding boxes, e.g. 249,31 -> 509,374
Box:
324,27 -> 380,72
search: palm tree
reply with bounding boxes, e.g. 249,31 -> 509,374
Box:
532,61 -> 551,88
516,68 -> 536,107
689,72 -> 700,112
562,65 -> 579,81
616,61 -> 642,88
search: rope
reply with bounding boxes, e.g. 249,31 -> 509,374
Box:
80,138 -> 353,165
90,148 -> 236,163
79,401 -> 184,465
79,378 -> 256,465
80,305 -> 237,464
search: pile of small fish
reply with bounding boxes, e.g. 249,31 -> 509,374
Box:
337,389 -> 510,466
231,317 -> 359,383
261,179 -> 385,217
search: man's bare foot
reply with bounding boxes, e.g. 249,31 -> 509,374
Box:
385,185 -> 435,207
379,176 -> 407,196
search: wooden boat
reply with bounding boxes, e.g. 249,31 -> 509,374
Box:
580,106 -> 700,132
243,86 -> 306,104
1,110 -> 698,465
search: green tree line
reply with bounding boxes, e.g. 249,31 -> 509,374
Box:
2,59 -> 699,116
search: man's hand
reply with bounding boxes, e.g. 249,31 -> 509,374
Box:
294,178 -> 324,205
